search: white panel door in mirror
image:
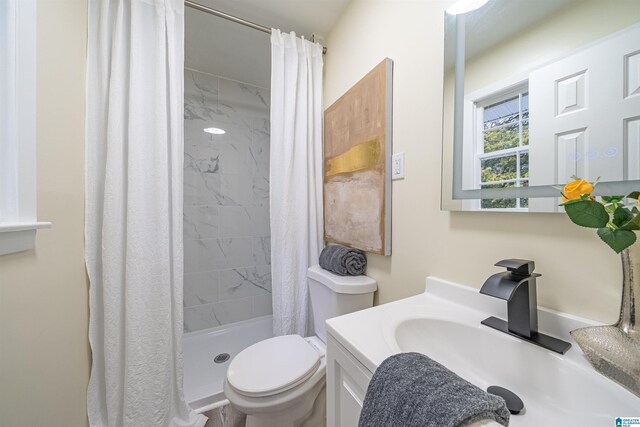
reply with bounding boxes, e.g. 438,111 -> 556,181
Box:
529,25 -> 640,190
556,129 -> 588,183
625,50 -> 640,99
557,72 -> 586,116
628,118 -> 640,180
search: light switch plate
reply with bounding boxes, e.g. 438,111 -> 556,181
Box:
392,152 -> 405,180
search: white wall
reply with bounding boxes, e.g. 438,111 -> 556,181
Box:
183,68 -> 273,332
324,0 -> 633,323
0,0 -> 89,426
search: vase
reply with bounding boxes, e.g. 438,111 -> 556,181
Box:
570,242 -> 640,397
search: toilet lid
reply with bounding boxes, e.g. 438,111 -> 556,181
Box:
227,335 -> 321,397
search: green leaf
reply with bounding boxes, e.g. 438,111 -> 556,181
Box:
613,206 -> 633,227
627,191 -> 640,200
620,213 -> 640,231
564,200 -> 610,228
561,198 -> 585,206
602,196 -> 624,203
597,228 -> 637,253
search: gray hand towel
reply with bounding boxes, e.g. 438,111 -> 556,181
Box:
319,244 -> 367,276
359,352 -> 510,427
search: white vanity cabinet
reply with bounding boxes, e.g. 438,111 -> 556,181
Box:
326,334 -> 373,427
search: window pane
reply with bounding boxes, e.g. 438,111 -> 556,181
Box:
520,152 -> 529,178
481,182 -> 516,209
484,123 -> 519,152
481,155 -> 517,183
520,180 -> 529,208
484,96 -> 519,127
477,89 -> 529,210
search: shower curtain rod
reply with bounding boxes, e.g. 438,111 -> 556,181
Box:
184,0 -> 327,54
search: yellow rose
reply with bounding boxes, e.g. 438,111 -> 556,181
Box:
562,179 -> 593,203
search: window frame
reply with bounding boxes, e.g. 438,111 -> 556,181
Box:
0,0 -> 50,255
475,87 -> 530,210
461,75 -> 531,212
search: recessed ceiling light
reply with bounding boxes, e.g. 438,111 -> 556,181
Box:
204,127 -> 226,135
446,0 -> 489,15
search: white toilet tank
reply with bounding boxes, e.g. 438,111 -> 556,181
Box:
307,264 -> 377,343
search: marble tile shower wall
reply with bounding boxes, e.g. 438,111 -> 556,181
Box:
183,69 -> 272,333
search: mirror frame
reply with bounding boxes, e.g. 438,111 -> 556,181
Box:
447,13 -> 640,204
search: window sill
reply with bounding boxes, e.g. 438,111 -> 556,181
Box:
0,221 -> 52,255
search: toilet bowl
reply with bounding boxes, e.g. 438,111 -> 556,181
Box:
223,265 -> 377,427
224,335 -> 327,427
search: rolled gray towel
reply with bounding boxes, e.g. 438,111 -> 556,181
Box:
319,244 -> 367,276
359,352 -> 510,427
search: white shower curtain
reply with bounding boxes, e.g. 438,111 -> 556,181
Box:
85,1 -> 206,426
270,30 -> 324,337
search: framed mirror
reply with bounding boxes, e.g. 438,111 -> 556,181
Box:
442,0 -> 640,212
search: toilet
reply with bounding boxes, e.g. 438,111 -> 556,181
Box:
223,264 -> 377,427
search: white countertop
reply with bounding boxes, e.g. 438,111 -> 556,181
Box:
325,276 -> 640,426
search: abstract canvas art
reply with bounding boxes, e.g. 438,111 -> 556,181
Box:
323,58 -> 393,255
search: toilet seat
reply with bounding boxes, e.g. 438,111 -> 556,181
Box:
223,337 -> 327,419
227,335 -> 321,397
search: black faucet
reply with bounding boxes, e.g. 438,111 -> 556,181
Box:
480,259 -> 571,354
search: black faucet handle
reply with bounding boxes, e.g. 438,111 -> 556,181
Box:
495,259 -> 536,276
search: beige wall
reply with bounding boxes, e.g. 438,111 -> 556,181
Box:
0,1 -> 89,426
324,0 -> 631,324
465,1 -> 640,94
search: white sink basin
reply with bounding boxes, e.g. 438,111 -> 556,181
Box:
389,317 -> 637,425
326,277 -> 640,427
